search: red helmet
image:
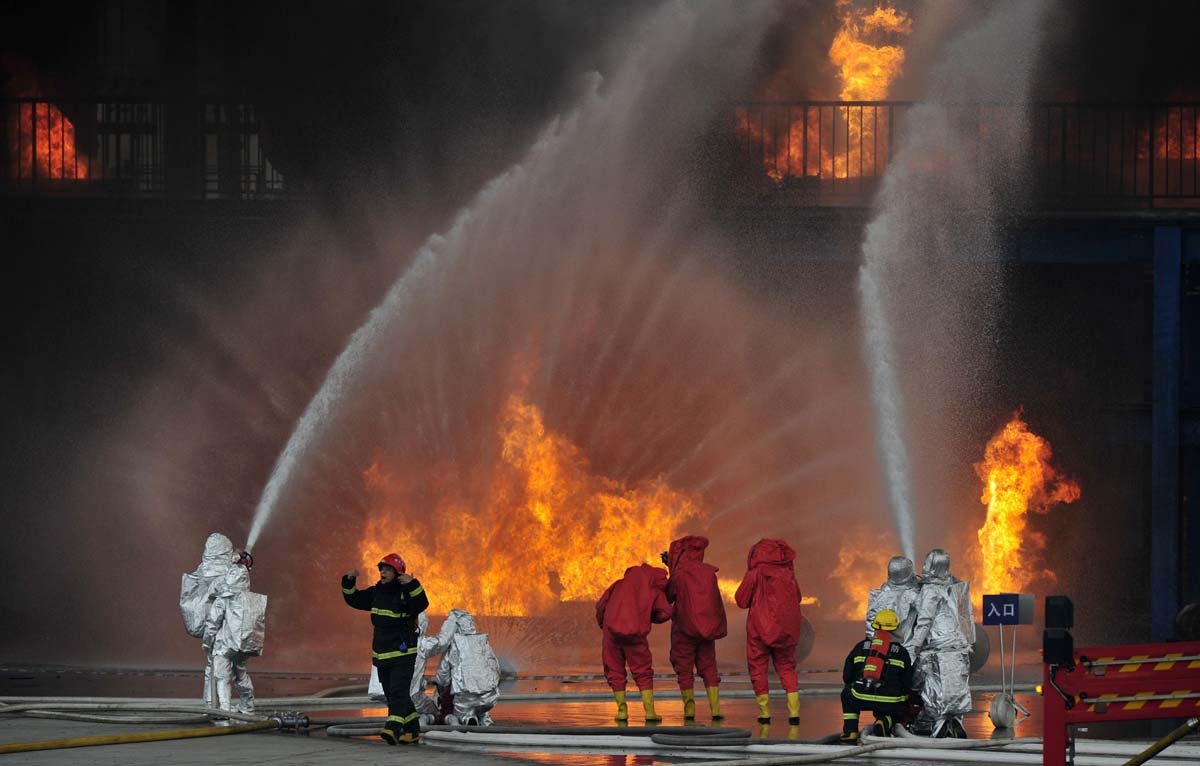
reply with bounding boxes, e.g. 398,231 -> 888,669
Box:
378,553 -> 406,574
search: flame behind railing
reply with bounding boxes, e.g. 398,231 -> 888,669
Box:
734,101 -> 1200,208
0,98 -> 286,199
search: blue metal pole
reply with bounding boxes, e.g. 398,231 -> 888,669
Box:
1152,226 -> 1182,642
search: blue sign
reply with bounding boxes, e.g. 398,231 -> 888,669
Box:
982,593 -> 1034,625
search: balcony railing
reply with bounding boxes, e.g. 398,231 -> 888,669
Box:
1,98 -> 287,200
7,98 -> 1200,209
734,101 -> 1200,209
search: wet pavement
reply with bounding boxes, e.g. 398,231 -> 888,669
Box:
0,664 -> 1148,766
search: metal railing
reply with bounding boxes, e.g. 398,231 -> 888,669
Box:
734,101 -> 1200,208
7,98 -> 1200,209
0,98 -> 288,200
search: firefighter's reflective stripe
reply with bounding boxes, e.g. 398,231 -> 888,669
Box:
864,664 -> 879,673
371,608 -> 409,619
843,713 -> 859,719
853,656 -> 865,663
851,688 -> 906,704
374,647 -> 419,660
388,712 -> 420,724
888,658 -> 907,668
342,586 -> 355,595
409,585 -> 424,597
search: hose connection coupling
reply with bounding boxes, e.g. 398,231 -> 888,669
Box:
269,712 -> 310,733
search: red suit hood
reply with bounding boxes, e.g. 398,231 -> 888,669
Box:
747,538 -> 796,570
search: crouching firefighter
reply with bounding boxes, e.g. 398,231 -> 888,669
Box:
343,553 -> 429,745
840,609 -> 914,744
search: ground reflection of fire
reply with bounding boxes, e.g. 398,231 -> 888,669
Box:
358,394 -> 702,617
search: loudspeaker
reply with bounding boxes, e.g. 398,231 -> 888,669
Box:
1045,595 -> 1074,630
1043,628 -> 1074,665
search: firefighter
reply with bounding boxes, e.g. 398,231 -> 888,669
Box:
840,608 -> 914,744
865,556 -> 920,643
909,548 -> 974,738
663,535 -> 727,720
202,562 -> 266,722
596,563 -> 673,722
735,538 -> 804,725
343,553 -> 429,745
434,609 -> 502,726
180,532 -> 237,706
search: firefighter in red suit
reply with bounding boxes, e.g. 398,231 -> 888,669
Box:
664,535 -> 727,720
735,538 -> 804,724
596,563 -> 673,722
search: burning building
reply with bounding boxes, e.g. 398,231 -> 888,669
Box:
0,0 -> 1198,676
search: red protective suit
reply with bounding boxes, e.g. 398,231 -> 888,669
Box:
735,538 -> 803,695
596,564 -> 672,691
666,535 -> 727,690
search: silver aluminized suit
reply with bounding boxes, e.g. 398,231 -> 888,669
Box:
865,556 -> 920,642
202,566 -> 267,718
180,533 -> 236,705
908,549 -> 974,736
434,610 -> 501,726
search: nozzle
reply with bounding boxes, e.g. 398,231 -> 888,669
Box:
237,550 -> 254,570
269,711 -> 309,732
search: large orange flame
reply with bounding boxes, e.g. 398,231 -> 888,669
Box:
737,2 -> 910,186
359,394 -> 702,617
716,577 -> 820,608
828,524 -> 897,619
829,2 -> 913,102
973,412 -> 1080,597
828,412 -> 1079,622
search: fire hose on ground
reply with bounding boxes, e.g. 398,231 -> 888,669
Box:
418,724 -> 1200,765
419,727 -> 1051,765
0,720 -> 279,755
0,702 -> 310,754
1120,717 -> 1200,766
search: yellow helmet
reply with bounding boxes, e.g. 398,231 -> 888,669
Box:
871,609 -> 900,633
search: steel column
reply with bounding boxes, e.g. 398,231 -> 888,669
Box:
1152,226 -> 1182,641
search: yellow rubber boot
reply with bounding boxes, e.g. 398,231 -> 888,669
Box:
756,693 -> 771,723
613,690 -> 628,722
706,685 -> 723,720
786,691 -> 801,725
641,689 -> 662,722
681,688 -> 696,719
